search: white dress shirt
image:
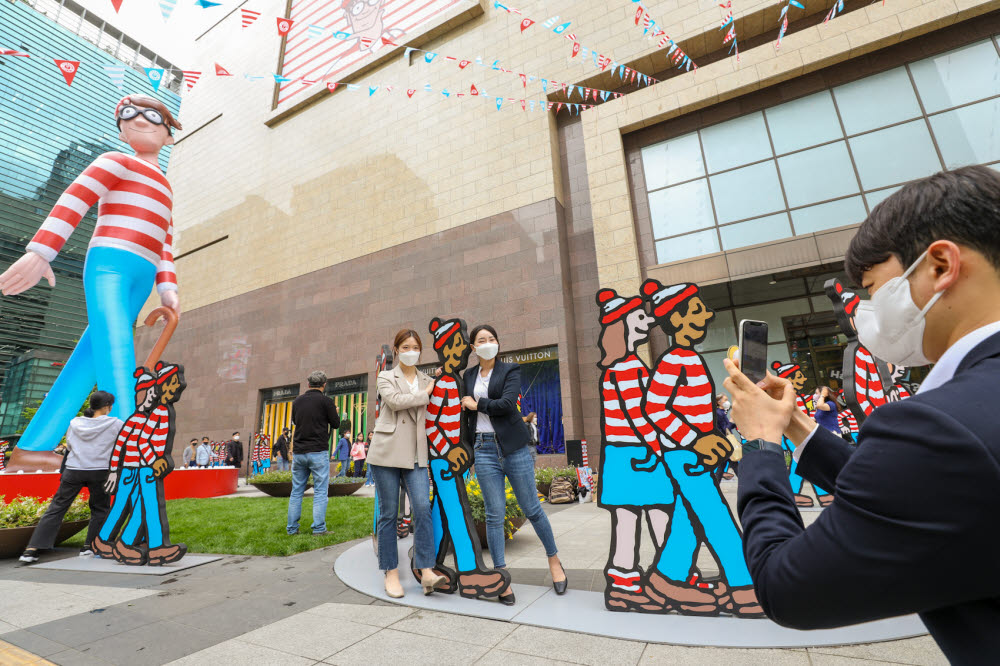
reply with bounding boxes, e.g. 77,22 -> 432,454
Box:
474,368 -> 495,433
792,320 -> 1000,461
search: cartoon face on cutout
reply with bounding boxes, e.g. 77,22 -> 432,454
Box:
668,296 -> 714,347
825,278 -> 861,337
429,317 -> 471,376
641,280 -> 714,349
624,307 -> 653,350
159,372 -> 186,404
343,0 -> 384,39
789,368 -> 808,392
888,363 -> 907,384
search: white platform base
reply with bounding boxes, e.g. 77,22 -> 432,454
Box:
32,553 -> 221,576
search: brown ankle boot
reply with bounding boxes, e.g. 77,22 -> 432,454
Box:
92,536 -> 115,559
457,570 -> 509,599
112,540 -> 147,566
147,543 -> 186,566
645,571 -> 720,616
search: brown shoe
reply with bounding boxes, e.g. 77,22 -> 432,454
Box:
92,536 -> 115,559
645,571 -> 719,616
112,539 -> 147,566
606,588 -> 665,613
794,494 -> 814,507
147,543 -> 186,566
818,495 -> 835,507
728,585 -> 766,618
458,570 -> 510,599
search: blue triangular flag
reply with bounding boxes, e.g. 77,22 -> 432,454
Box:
194,0 -> 221,7
104,65 -> 126,90
274,74 -> 291,83
144,67 -> 164,92
542,79 -> 548,92
369,85 -> 379,95
424,52 -> 438,63
441,89 -> 450,97
159,0 -> 177,21
496,97 -> 502,110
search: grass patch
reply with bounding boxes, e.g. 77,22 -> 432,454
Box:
63,496 -> 374,557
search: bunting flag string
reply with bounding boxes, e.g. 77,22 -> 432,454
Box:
718,0 -> 739,63
104,65 -> 126,89
241,8 -> 261,29
824,0 -> 846,23
144,67 -> 165,92
629,1 -> 696,71
182,70 -> 202,90
158,0 -> 177,22
776,0 -> 804,49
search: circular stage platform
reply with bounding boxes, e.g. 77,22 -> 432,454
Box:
334,538 -> 927,649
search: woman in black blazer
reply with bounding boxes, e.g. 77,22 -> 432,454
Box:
462,324 -> 566,605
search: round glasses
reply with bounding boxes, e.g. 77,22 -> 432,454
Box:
117,105 -> 165,126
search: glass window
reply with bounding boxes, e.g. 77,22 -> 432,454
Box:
791,196 -> 867,235
733,298 -> 813,343
700,112 -> 772,173
642,132 -> 705,191
766,91 -> 843,155
719,213 -> 792,251
833,68 -> 922,135
649,179 -> 715,238
778,142 -> 859,208
811,295 -> 833,312
710,161 -> 785,223
849,120 -> 941,190
909,40 -> 1000,114
655,229 -> 720,264
864,186 -> 902,209
929,98 -> 1000,168
695,310 -> 737,353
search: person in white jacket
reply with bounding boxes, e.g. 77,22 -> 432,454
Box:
19,391 -> 123,563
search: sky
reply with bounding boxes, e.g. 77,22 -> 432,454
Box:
72,0 -> 226,66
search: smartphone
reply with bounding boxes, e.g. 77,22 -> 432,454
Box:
738,319 -> 769,384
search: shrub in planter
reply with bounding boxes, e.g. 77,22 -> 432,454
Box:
465,477 -> 525,547
1,495 -> 90,557
249,470 -> 308,497
534,466 -> 577,496
329,476 -> 365,496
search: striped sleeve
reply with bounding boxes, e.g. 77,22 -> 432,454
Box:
150,408 -> 169,457
156,218 -> 178,293
615,364 -> 660,452
643,356 -> 697,450
109,415 -> 139,472
135,416 -> 158,465
26,153 -> 127,262
424,379 -> 453,457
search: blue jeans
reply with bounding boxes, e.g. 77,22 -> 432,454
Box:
654,448 -> 752,587
429,457 -> 478,572
371,463 -> 434,571
474,432 -> 557,567
273,457 -> 288,471
336,459 -> 349,477
99,467 -> 164,548
19,247 -> 155,451
287,451 -> 330,534
365,461 -> 374,484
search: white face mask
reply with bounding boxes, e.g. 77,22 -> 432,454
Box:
475,343 -> 499,360
397,350 -> 420,366
722,401 -> 731,411
854,249 -> 943,367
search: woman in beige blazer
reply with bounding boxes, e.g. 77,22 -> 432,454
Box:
368,329 -> 446,599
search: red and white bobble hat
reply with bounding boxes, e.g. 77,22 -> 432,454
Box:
596,288 -> 643,324
771,361 -> 801,379
834,281 -> 860,316
641,279 -> 698,319
133,367 -> 156,391
155,361 -> 180,385
429,317 -> 461,350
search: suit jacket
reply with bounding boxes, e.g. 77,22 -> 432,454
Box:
224,439 -> 243,466
463,361 -> 530,456
737,331 -> 1000,664
367,365 -> 433,469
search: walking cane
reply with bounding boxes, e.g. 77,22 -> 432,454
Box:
142,306 -> 179,369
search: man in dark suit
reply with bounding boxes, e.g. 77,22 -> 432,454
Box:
723,165 -> 1000,664
224,431 -> 244,469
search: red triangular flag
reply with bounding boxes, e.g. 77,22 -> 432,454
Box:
241,8 -> 261,28
520,18 -> 534,31
53,59 -> 80,86
110,0 -> 123,12
327,82 -> 339,93
276,17 -> 294,36
571,43 -> 580,58
359,37 -> 373,49
470,84 -> 478,96
520,99 -> 526,111
381,36 -> 397,47
406,89 -> 415,98
459,60 -> 470,69
215,63 -> 232,76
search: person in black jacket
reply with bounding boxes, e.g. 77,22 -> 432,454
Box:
723,166 -> 1000,664
287,371 -> 340,535
273,427 -> 291,471
224,432 -> 243,469
462,324 -> 566,605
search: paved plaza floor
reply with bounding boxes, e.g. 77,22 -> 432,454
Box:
0,480 -> 947,665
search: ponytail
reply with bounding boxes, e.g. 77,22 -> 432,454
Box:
85,390 -> 115,418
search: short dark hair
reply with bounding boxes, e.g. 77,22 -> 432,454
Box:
469,324 -> 499,344
232,431 -> 239,436
202,436 -> 209,440
845,166 -> 1000,286
190,438 -> 198,443
83,390 -> 115,417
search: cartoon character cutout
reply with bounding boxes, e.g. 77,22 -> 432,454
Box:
636,279 -> 763,617
420,316 -> 510,600
93,361 -> 187,566
342,0 -> 405,52
824,278 -> 894,425
771,361 -> 833,508
0,440 -> 8,472
595,288 -> 674,612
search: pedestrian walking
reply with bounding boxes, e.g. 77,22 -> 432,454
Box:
19,391 -> 122,562
351,434 -> 367,477
183,439 -> 198,468
224,431 -> 243,468
273,427 -> 291,471
287,371 -> 340,535
334,424 -> 352,478
196,438 -> 210,468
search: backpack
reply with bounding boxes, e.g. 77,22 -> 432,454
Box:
548,476 -> 577,504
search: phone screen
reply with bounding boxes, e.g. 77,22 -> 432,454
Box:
740,320 -> 769,384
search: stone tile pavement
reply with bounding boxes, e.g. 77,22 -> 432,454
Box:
0,480 -> 947,665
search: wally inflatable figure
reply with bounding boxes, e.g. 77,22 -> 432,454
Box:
0,94 -> 181,472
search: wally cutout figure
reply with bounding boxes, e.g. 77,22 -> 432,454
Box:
93,361 -> 187,566
824,278 -> 896,428
420,317 -> 510,600
0,95 -> 181,471
632,280 -> 763,617
770,361 -> 833,507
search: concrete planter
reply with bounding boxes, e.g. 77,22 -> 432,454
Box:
0,520 -> 88,558
250,481 -> 310,497
473,516 -> 526,549
329,481 -> 364,496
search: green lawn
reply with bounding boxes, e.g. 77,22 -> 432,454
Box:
63,496 -> 375,557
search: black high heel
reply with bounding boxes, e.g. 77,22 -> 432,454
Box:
498,590 -> 516,606
553,564 -> 568,595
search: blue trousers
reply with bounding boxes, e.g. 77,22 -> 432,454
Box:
20,247 -> 155,451
429,457 -> 478,572
372,463 -> 435,570
99,467 -> 164,549
654,449 -> 752,587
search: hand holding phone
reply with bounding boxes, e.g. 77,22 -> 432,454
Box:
738,319 -> 769,384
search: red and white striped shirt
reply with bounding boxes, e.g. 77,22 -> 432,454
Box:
854,346 -> 887,416
601,355 -> 658,451
644,347 -> 714,450
840,409 -> 859,435
109,405 -> 170,471
795,394 -> 814,418
896,385 -> 911,400
425,375 -> 460,457
26,152 -> 177,293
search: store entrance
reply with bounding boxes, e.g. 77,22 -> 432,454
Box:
783,312 -> 848,392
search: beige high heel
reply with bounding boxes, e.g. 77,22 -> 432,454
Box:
421,570 -> 447,596
384,575 -> 404,598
